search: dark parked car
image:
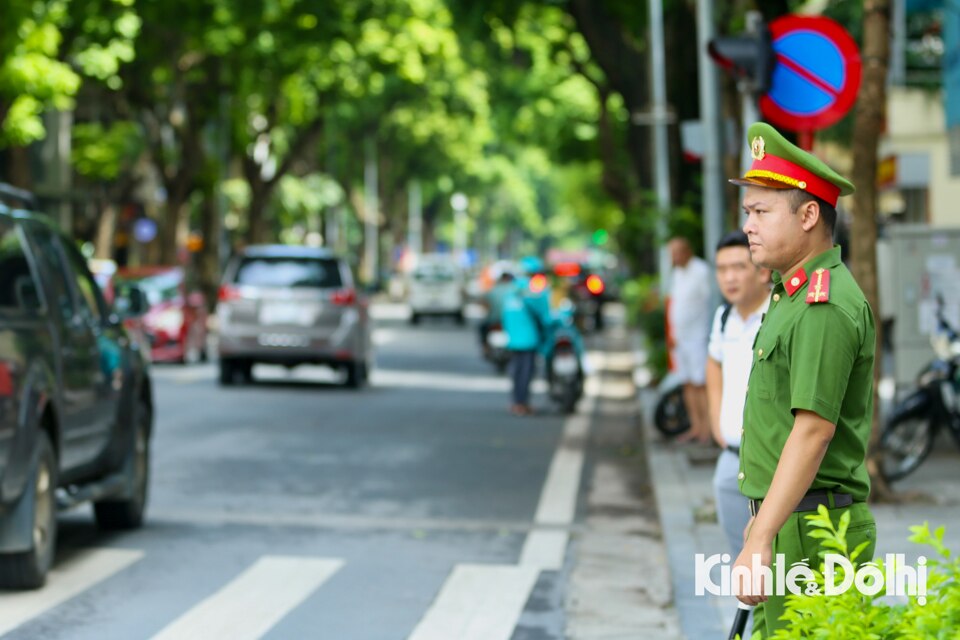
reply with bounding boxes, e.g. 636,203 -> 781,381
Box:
0,192 -> 153,589
117,266 -> 209,364
217,245 -> 372,387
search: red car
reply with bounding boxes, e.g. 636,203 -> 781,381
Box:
117,266 -> 209,364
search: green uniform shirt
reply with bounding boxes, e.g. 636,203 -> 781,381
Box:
739,246 -> 876,502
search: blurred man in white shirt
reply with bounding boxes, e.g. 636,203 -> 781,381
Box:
706,231 -> 771,556
667,236 -> 712,443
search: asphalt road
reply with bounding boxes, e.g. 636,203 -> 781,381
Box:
0,304 -> 596,640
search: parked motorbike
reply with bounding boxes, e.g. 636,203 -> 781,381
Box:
546,303 -> 585,414
482,321 -> 511,374
881,296 -> 960,481
653,372 -> 691,437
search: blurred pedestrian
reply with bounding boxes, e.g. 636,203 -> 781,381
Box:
706,230 -> 770,640
667,236 -> 712,443
502,257 -> 551,415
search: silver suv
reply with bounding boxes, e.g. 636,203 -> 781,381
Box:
216,245 -> 372,388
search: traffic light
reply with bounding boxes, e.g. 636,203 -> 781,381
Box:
592,229 -> 609,246
708,25 -> 776,94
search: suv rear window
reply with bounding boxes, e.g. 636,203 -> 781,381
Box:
234,257 -> 343,289
413,265 -> 457,283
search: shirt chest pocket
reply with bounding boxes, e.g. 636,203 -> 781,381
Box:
750,335 -> 781,400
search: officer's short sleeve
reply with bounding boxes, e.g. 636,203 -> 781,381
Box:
788,305 -> 859,424
707,305 -> 725,363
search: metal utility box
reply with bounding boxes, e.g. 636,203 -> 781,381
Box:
881,225 -> 960,386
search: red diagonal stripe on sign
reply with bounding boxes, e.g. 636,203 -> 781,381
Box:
776,52 -> 841,98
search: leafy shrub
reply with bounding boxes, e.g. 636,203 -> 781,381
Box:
740,507 -> 960,639
621,274 -> 668,383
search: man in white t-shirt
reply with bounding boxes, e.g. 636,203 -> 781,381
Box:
667,236 -> 712,443
706,231 -> 771,557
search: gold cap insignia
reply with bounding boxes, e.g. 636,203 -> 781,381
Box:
751,136 -> 766,161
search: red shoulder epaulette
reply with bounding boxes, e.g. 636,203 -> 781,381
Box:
805,268 -> 831,304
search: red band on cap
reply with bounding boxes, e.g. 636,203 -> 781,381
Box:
747,155 -> 841,207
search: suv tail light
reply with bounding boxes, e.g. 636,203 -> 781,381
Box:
332,289 -> 356,306
218,285 -> 241,302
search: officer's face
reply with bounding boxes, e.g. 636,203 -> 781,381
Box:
715,246 -> 770,306
741,187 -> 804,272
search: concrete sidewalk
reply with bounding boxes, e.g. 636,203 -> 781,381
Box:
636,370 -> 960,638
564,323 -> 683,639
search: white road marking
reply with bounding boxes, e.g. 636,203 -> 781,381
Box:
0,548 -> 144,636
372,369 -> 548,394
519,395 -> 596,570
533,399 -> 592,525
150,556 -> 343,640
518,529 -> 569,570
406,564 -> 540,640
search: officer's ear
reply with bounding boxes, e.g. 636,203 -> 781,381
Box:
797,198 -> 821,233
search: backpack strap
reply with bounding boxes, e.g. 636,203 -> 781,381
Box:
719,303 -> 733,334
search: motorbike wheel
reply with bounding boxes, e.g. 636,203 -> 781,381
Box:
880,414 -> 936,482
654,386 -> 690,437
559,395 -> 578,415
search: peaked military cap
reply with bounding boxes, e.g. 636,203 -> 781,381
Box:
730,122 -> 855,207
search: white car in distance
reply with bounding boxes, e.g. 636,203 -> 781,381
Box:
407,255 -> 465,325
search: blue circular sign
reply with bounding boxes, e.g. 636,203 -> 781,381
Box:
760,16 -> 861,132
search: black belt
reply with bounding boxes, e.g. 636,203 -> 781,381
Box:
748,490 -> 853,517
725,445 -> 740,455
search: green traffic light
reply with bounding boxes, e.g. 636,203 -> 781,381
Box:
592,229 -> 609,245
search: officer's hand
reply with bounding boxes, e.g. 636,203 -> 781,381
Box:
732,537 -> 772,606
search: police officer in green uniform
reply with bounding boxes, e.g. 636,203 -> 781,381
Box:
730,123 -> 877,638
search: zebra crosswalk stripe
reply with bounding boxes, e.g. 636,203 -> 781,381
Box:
406,564 -> 540,640
149,555 -> 343,640
0,548 -> 144,636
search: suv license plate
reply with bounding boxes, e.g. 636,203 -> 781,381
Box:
260,303 -> 314,326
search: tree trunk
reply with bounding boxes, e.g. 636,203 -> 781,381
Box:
567,0 -> 653,191
95,200 -> 118,259
849,0 -> 893,502
245,178 -> 275,245
197,187 -> 221,313
242,118 -> 325,245
6,146 -> 33,190
158,194 -> 189,265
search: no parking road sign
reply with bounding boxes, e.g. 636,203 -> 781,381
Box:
760,15 -> 862,133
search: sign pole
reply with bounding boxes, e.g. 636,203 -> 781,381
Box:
697,0 -> 725,265
797,130 -> 814,152
649,0 -> 672,294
